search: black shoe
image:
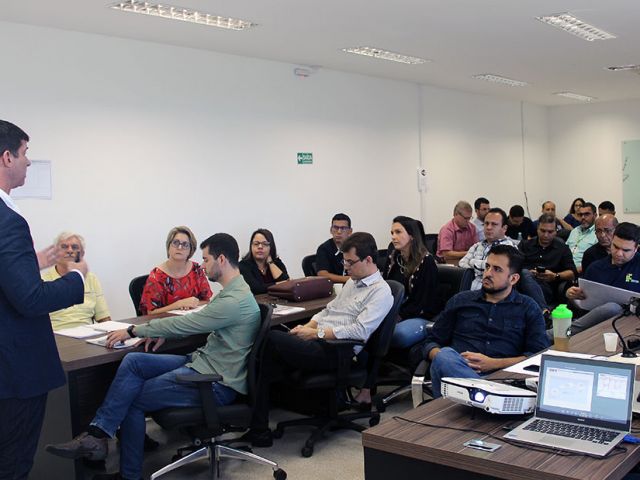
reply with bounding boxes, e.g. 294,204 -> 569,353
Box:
143,433 -> 160,452
238,429 -> 273,448
46,432 -> 108,461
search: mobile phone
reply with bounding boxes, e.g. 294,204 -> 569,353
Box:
279,324 -> 291,332
523,364 -> 540,373
74,251 -> 81,262
535,266 -> 545,274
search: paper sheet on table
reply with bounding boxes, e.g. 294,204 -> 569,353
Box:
272,304 -> 305,316
90,320 -> 134,332
55,326 -> 103,339
86,335 -> 139,349
574,278 -> 638,311
504,350 -> 597,377
168,304 -> 207,315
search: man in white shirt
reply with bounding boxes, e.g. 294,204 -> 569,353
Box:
472,197 -> 490,242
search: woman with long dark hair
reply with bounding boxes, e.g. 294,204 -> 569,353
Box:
239,228 -> 289,294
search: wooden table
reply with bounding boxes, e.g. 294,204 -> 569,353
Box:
362,315 -> 640,480
33,294 -> 332,479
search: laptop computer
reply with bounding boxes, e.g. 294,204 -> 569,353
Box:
504,354 -> 635,457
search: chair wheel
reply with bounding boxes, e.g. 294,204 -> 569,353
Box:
301,446 -> 313,457
272,428 -> 284,439
369,415 -> 380,427
374,397 -> 386,413
273,468 -> 287,480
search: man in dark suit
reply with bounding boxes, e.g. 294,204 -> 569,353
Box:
0,120 -> 87,479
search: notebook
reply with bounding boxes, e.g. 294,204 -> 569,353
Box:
504,354 -> 635,457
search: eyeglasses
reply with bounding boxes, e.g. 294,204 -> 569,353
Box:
456,212 -> 472,221
60,243 -> 81,251
252,241 -> 271,248
331,225 -> 351,232
170,240 -> 191,249
342,258 -> 362,267
596,228 -> 615,235
578,212 -> 593,217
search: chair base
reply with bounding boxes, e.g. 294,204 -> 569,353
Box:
150,442 -> 285,479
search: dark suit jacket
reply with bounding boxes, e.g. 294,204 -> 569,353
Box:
0,200 -> 84,399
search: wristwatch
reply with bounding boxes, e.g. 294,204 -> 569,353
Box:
555,273 -> 560,281
317,328 -> 325,339
127,325 -> 137,338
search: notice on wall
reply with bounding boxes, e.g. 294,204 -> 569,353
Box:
12,160 -> 52,199
622,141 -> 640,213
297,152 -> 313,165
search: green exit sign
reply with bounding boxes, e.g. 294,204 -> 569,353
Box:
297,152 -> 313,165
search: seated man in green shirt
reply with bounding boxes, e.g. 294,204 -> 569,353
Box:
47,233 -> 260,480
42,231 -> 111,330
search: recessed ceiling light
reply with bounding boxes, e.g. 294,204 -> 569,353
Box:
554,92 -> 596,102
342,47 -> 429,65
109,1 -> 257,31
606,64 -> 640,72
472,74 -> 528,87
536,13 -> 616,42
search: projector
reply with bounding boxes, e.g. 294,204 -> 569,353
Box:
441,377 -> 536,414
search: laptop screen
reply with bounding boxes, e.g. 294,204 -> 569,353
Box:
536,355 -> 635,430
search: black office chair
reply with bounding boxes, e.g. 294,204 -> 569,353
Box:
376,265 -> 474,411
272,280 -> 404,457
150,305 -> 286,480
301,254 -> 318,277
128,274 -> 149,317
423,233 -> 438,256
377,247 -> 392,272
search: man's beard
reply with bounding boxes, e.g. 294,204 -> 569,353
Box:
481,282 -> 510,295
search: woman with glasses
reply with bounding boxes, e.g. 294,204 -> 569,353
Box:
563,197 -> 585,229
239,228 -> 289,294
139,226 -> 213,315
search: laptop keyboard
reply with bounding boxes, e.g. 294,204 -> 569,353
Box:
524,419 -> 619,444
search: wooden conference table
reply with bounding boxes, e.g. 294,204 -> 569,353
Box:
32,293 -> 333,479
363,314 -> 640,480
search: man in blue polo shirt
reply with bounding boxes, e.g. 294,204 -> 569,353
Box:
566,222 -> 640,335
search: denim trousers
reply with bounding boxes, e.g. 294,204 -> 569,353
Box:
391,318 -> 430,349
429,347 -> 481,398
91,352 -> 236,480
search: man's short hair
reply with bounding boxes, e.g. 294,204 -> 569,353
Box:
598,201 -> 616,212
200,233 -> 240,267
474,197 -> 490,210
582,202 -> 597,214
54,231 -> 86,251
487,207 -> 508,227
454,200 -> 472,215
542,200 -> 555,209
0,120 -> 29,157
613,222 -> 640,245
331,213 -> 351,227
166,226 -> 198,259
341,232 -> 378,262
488,244 -> 524,274
537,213 -> 556,225
509,205 -> 525,218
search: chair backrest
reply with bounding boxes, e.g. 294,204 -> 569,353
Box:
247,304 -> 274,407
434,264 -> 473,312
376,247 -> 392,272
365,280 -> 405,361
128,274 -> 149,317
424,233 -> 438,255
301,254 -> 318,277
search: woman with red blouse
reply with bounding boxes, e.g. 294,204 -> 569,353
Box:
139,226 -> 213,315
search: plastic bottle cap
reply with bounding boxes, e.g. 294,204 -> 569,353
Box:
551,304 -> 573,319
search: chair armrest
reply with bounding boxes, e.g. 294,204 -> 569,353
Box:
411,360 -> 431,408
323,339 -> 365,348
175,373 -> 223,383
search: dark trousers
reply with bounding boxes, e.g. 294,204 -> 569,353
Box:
252,330 -> 339,430
0,394 -> 47,480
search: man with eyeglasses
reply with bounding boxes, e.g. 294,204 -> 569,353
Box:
566,202 -> 598,272
437,200 -> 478,263
41,231 -> 111,331
582,214 -> 618,274
315,213 -> 352,283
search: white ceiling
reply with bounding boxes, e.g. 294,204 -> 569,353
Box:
3,0 -> 640,106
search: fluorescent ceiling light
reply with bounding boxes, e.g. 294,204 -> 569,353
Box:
554,92 -> 596,102
109,1 -> 257,31
536,13 -> 616,42
342,47 -> 429,65
472,74 -> 528,87
606,64 -> 640,72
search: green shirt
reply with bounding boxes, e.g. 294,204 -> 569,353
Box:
135,275 -> 260,394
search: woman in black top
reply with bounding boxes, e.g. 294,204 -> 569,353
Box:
383,216 -> 439,349
239,229 -> 289,294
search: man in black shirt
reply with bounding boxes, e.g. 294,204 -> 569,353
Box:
506,205 -> 536,241
315,213 -> 352,284
518,214 -> 576,304
582,214 -> 618,274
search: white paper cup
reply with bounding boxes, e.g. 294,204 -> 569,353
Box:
603,332 -> 618,352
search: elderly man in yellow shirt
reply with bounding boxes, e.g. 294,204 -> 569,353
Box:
41,231 -> 111,330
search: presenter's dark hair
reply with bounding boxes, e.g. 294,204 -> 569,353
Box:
488,244 -> 524,274
613,222 -> 640,245
332,213 -> 351,227
341,232 -> 378,262
0,120 -> 29,157
201,233 -> 240,267
243,229 -> 278,262
487,207 -> 508,227
474,197 -> 490,210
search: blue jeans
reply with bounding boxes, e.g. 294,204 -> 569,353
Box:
430,347 -> 480,398
91,352 -> 236,480
391,318 -> 430,349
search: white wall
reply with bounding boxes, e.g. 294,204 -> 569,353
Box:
548,100 -> 640,224
1,21 -> 550,318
